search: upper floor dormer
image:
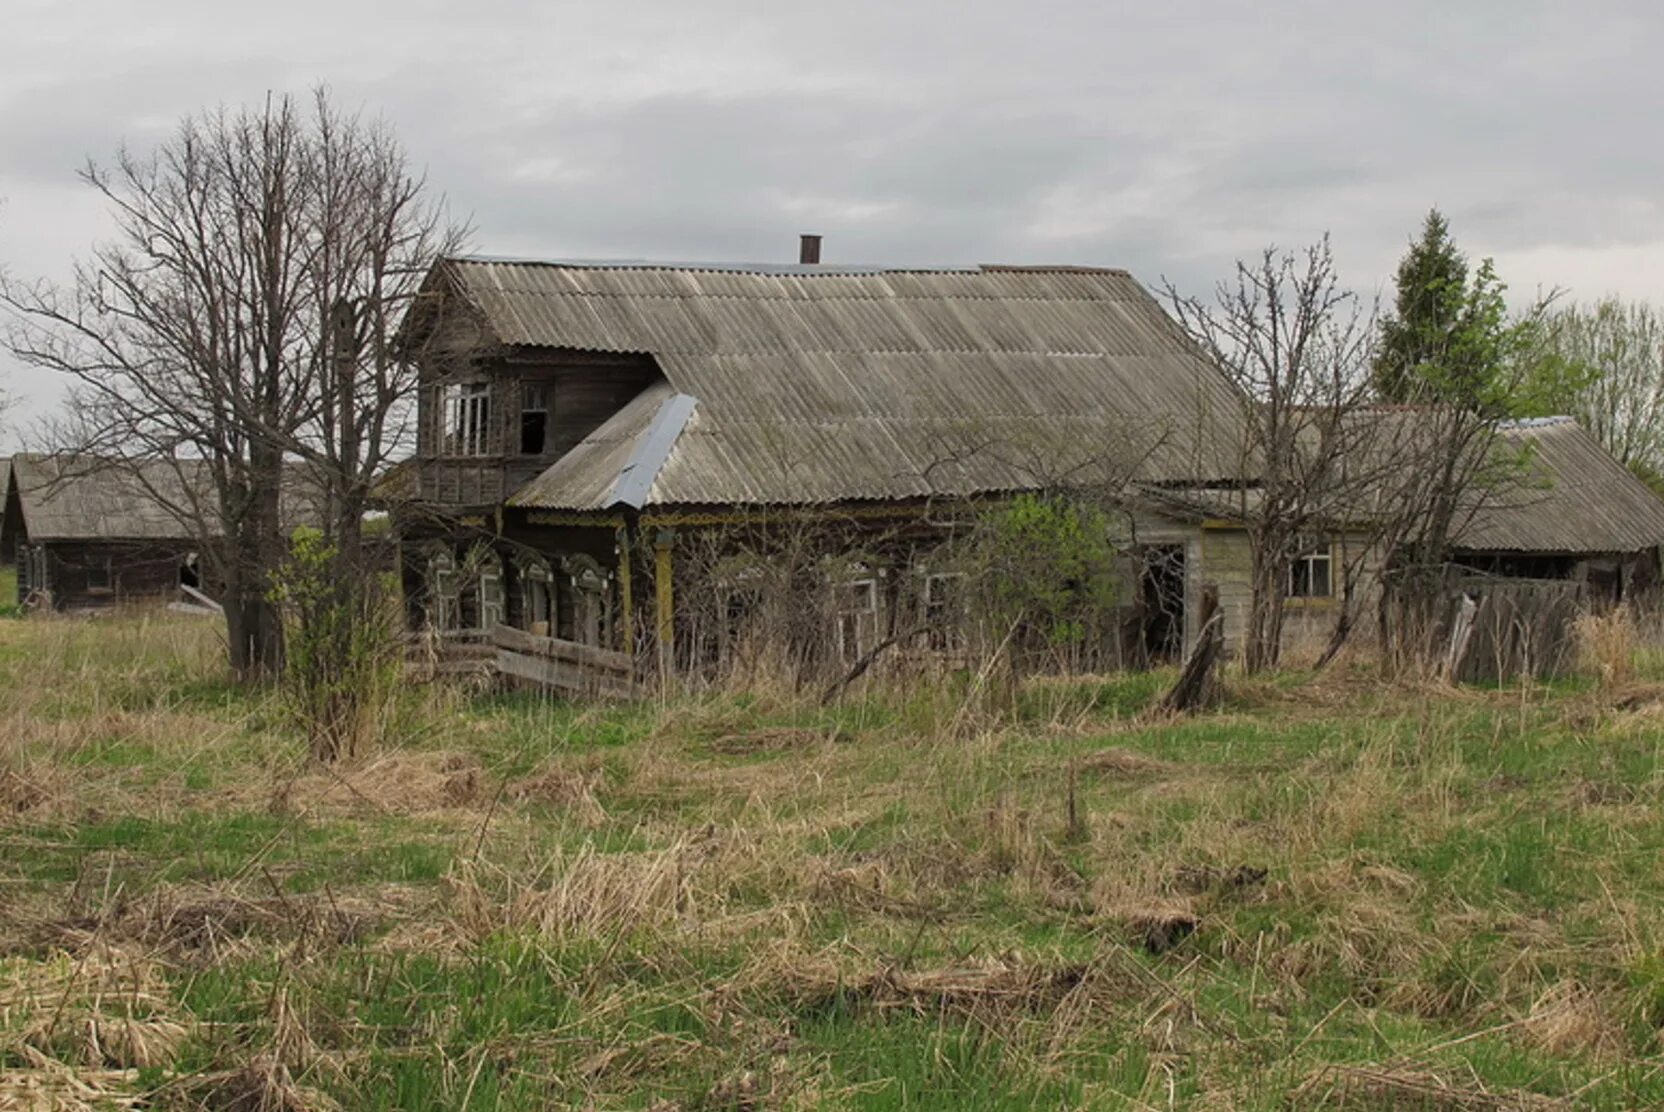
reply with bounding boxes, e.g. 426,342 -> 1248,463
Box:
403,261 -> 660,508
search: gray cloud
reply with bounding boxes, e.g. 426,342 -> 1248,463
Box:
5,0 -> 1664,441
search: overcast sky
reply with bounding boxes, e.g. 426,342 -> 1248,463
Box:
4,1 -> 1663,443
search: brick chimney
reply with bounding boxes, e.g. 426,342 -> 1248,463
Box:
798,234 -> 822,265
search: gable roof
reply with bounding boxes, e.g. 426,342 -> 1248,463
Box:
1455,417 -> 1664,554
3,454 -> 330,546
429,258 -> 1248,510
1135,414 -> 1664,557
4,455 -> 204,543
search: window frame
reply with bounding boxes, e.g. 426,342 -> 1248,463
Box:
85,554 -> 114,594
440,381 -> 493,458
519,382 -> 550,456
922,570 -> 967,651
1287,542 -> 1334,600
834,571 -> 880,663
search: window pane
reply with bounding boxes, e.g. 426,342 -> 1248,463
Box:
1310,555 -> 1331,598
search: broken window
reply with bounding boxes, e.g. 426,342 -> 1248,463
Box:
923,571 -> 966,652
1288,543 -> 1333,599
86,555 -> 113,593
429,550 -> 459,630
834,572 -> 879,663
441,382 -> 492,457
520,383 -> 550,455
519,556 -> 555,636
567,555 -> 610,647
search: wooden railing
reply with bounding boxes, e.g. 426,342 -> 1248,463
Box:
489,624 -> 637,698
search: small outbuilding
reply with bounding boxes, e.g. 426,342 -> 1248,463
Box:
1,455 -> 210,611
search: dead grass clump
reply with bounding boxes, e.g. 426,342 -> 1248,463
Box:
0,944 -> 188,1072
508,761 -> 607,825
276,749 -> 485,815
0,1049 -> 145,1111
32,884 -> 387,963
754,944 -> 1116,1024
1571,778 -> 1645,808
704,725 -> 829,756
0,765 -> 50,816
808,860 -> 943,921
1098,900 -> 1199,955
185,1054 -> 339,1112
1291,1061 -> 1571,1110
1167,863 -> 1267,896
1075,746 -> 1175,780
1521,981 -> 1624,1058
446,840 -> 705,943
1575,608 -> 1637,691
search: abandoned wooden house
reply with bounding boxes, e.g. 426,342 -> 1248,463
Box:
393,250 -> 1258,680
1140,412 -> 1664,665
2,454 -> 335,614
1,454 -> 212,611
393,246 -> 1664,687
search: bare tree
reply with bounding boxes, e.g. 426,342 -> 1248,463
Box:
1163,237 -> 1378,673
2,91 -> 463,694
1538,297 -> 1664,482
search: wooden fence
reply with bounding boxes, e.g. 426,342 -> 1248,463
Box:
490,624 -> 637,698
402,626 -> 637,697
1445,577 -> 1586,684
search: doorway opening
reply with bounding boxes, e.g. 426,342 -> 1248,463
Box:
1139,545 -> 1186,665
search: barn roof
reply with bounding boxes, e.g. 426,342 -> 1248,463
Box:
4,455 -> 205,543
1455,417 -> 1664,554
3,454 -> 329,545
1135,415 -> 1664,556
428,258 -> 1248,509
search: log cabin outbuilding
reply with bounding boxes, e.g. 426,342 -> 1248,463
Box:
1,454 -> 211,611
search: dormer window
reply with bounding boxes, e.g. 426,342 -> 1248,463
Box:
442,382 -> 491,457
520,383 -> 549,455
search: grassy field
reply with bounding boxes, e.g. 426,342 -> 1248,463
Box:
3,613 -> 1664,1108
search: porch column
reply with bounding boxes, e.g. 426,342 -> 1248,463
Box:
653,527 -> 675,680
615,523 -> 634,654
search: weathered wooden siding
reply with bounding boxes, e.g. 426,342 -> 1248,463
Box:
32,540 -> 199,612
413,328 -> 659,510
1195,528 -> 1386,660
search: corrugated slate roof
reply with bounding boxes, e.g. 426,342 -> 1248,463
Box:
442,259 -> 1247,509
1137,416 -> 1664,556
1455,417 -> 1664,553
5,454 -> 330,544
5,455 -> 204,542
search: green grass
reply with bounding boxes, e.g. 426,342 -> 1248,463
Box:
4,614 -> 1664,1108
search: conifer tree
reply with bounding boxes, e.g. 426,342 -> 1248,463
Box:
1373,209 -> 1474,403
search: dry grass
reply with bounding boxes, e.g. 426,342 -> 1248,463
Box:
1,611 -> 1663,1107
1576,608 -> 1639,691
